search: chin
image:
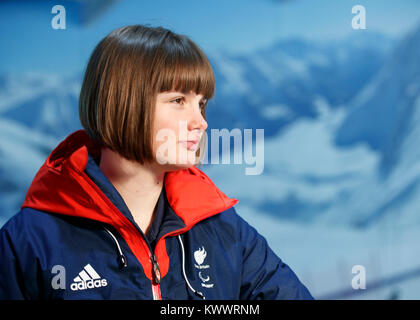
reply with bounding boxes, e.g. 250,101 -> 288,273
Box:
155,147 -> 202,171
157,158 -> 200,172
158,164 -> 194,173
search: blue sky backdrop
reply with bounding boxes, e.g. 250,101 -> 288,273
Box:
0,0 -> 419,75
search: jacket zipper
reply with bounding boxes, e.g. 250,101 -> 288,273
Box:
123,219 -> 163,299
104,225 -> 163,299
150,252 -> 162,300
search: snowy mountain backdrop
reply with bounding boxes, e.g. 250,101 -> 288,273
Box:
1,23 -> 420,298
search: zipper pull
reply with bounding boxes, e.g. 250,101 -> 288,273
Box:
119,254 -> 128,269
150,253 -> 161,284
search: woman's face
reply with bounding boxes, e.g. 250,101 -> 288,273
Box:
152,90 -> 208,170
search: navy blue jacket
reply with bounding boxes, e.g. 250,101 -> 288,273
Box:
0,130 -> 313,300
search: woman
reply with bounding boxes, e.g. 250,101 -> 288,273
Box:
0,25 -> 313,300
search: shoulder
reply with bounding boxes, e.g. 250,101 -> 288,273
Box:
0,209 -> 58,255
1,208 -> 50,238
0,208 -> 100,247
2,208 -> 51,228
195,206 -> 263,246
2,207 -> 68,235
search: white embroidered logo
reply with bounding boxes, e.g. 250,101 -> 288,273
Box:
194,246 -> 207,266
193,246 -> 214,288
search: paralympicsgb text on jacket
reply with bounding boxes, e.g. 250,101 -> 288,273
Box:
0,130 -> 313,300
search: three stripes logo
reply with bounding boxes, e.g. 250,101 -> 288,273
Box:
70,264 -> 108,291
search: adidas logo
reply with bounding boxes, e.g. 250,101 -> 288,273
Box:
70,264 -> 108,291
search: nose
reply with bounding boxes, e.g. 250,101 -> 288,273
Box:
188,106 -> 208,133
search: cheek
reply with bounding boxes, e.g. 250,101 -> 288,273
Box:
153,117 -> 179,138
152,115 -> 180,153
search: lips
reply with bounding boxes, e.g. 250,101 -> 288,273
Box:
179,140 -> 200,150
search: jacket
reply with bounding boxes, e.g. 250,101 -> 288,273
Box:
0,129 -> 313,300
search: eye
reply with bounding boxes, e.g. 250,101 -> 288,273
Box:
171,97 -> 184,105
199,99 -> 208,109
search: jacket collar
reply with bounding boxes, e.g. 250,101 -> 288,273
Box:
21,129 -> 238,230
84,153 -> 184,248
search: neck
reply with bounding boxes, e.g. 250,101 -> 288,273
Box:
98,147 -> 165,233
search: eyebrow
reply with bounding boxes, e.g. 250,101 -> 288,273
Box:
164,92 -> 206,100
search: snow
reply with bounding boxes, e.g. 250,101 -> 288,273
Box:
237,204 -> 420,299
204,100 -> 378,207
1,25 -> 419,299
0,117 -> 56,183
209,52 -> 250,95
0,72 -> 69,113
261,104 -> 293,120
0,117 -> 57,221
202,73 -> 420,299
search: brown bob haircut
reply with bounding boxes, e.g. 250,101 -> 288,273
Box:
79,24 -> 215,164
